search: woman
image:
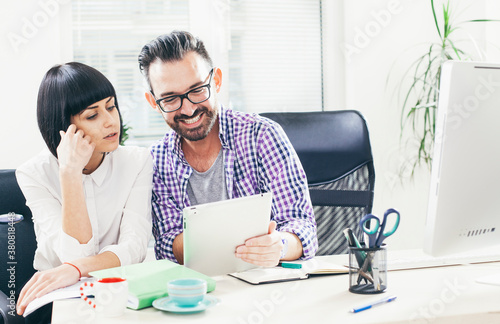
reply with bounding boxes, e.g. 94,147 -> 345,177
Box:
15,62 -> 153,320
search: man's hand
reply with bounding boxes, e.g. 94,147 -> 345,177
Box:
235,221 -> 283,267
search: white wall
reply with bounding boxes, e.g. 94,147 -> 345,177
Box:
0,0 -> 72,169
2,0 -> 500,250
322,0 -> 500,250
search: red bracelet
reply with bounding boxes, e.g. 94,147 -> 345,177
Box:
64,262 -> 82,278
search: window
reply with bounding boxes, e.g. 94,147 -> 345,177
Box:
228,0 -> 322,113
72,0 -> 322,147
72,0 -> 189,146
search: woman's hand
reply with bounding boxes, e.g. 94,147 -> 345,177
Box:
16,263 -> 81,315
57,124 -> 95,174
57,125 -> 95,243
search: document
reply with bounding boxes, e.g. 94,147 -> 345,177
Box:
23,278 -> 95,317
229,258 -> 348,284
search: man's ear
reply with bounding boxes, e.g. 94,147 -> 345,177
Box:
213,67 -> 222,93
145,91 -> 161,113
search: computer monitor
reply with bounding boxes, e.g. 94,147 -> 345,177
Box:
424,60 -> 500,257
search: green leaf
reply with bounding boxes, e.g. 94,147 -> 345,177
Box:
392,0 -> 497,178
431,0 -> 442,40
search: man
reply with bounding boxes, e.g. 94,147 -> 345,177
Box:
138,30 -> 317,267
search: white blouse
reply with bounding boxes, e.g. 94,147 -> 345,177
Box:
16,146 -> 153,271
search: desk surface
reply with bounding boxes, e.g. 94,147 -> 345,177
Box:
52,251 -> 500,324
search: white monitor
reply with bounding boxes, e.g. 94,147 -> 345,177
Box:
424,60 -> 500,257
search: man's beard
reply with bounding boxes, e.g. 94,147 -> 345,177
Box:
166,105 -> 218,142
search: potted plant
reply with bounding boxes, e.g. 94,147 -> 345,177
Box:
392,0 -> 496,177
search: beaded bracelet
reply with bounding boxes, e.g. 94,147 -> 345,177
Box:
63,262 -> 82,278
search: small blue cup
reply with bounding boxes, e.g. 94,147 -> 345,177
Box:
167,278 -> 207,307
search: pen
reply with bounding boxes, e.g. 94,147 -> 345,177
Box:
343,228 -> 363,249
279,262 -> 302,269
350,295 -> 397,313
343,228 -> 366,267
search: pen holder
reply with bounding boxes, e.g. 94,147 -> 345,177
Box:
348,245 -> 387,294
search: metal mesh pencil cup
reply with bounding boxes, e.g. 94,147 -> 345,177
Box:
349,245 -> 387,294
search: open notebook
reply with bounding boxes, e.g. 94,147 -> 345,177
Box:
23,278 -> 95,317
229,258 -> 348,284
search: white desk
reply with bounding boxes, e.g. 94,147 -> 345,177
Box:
51,252 -> 500,324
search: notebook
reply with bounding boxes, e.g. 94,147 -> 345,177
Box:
229,258 -> 349,285
90,260 -> 216,310
183,192 -> 272,276
23,278 -> 95,317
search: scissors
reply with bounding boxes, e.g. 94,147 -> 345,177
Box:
359,208 -> 400,248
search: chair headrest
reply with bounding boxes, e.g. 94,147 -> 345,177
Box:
260,110 -> 373,185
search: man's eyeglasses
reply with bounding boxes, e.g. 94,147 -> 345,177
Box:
154,68 -> 214,113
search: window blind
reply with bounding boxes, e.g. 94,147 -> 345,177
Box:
72,0 -> 189,147
72,0 -> 322,147
228,0 -> 322,113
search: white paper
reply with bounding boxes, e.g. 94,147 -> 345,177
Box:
23,278 -> 95,317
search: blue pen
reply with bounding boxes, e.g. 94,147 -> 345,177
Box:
350,295 -> 397,313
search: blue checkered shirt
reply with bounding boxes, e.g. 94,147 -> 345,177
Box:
150,106 -> 318,262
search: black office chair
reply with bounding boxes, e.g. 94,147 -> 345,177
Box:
260,110 -> 375,255
0,169 -> 37,324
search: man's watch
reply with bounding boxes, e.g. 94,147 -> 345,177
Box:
280,236 -> 289,259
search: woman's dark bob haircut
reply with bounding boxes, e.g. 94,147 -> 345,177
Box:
37,62 -> 123,157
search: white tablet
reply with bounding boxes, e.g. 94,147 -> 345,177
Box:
183,192 -> 272,276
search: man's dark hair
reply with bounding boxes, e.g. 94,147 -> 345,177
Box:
138,30 -> 213,91
37,62 -> 123,157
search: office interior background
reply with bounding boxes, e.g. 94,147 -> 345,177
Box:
2,0 -> 500,252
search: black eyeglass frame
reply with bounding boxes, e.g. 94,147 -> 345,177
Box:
153,68 -> 214,113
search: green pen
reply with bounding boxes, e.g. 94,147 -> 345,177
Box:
343,228 -> 367,272
279,262 -> 302,269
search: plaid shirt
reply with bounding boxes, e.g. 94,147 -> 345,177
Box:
150,106 -> 318,262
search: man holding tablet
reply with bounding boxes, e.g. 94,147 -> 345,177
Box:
138,30 -> 317,267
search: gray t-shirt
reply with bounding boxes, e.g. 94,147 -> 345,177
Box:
187,148 -> 228,205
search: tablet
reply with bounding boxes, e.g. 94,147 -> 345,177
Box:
183,192 -> 272,276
